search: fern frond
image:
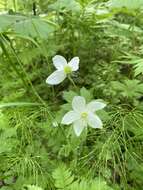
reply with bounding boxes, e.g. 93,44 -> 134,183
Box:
52,164 -> 74,189
70,178 -> 113,190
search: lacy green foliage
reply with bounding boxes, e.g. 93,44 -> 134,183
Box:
52,164 -> 113,190
70,179 -> 113,190
115,52 -> 143,76
111,79 -> 143,98
0,111 -> 17,154
0,0 -> 143,190
52,164 -> 74,189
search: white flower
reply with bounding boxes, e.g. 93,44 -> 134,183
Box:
46,55 -> 79,85
61,96 -> 106,136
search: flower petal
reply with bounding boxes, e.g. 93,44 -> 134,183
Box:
87,101 -> 106,112
88,113 -> 103,128
68,57 -> 79,71
46,70 -> 66,85
72,96 -> 86,112
73,119 -> 86,136
61,111 -> 80,125
52,55 -> 67,70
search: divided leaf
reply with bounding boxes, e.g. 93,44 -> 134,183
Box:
52,164 -> 74,189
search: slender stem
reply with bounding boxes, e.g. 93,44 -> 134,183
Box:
2,34 -> 46,106
0,36 -> 29,90
68,75 -> 77,88
59,124 -> 70,144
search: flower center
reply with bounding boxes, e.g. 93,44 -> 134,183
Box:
81,112 -> 88,119
64,66 -> 72,74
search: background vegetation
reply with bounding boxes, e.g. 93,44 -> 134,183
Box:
0,0 -> 143,189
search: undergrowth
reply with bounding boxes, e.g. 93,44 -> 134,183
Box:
0,0 -> 143,190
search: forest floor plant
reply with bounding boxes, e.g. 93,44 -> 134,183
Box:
0,0 -> 143,190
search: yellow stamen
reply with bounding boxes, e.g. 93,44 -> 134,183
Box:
64,66 -> 72,74
81,112 -> 88,119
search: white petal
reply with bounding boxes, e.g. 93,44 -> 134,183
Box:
52,55 -> 67,70
46,70 -> 66,85
73,119 -> 85,136
88,113 -> 103,128
68,57 -> 79,71
72,96 -> 86,112
87,101 -> 106,112
61,111 -> 80,125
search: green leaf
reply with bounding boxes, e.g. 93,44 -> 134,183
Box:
63,91 -> 77,103
0,102 -> 41,109
109,0 -> 143,10
0,139 -> 16,154
70,178 -> 114,190
0,187 -> 13,190
0,14 -> 25,32
49,0 -> 81,12
111,79 -> 143,98
52,164 -> 74,189
80,87 -> 92,102
13,17 -> 56,38
114,53 -> 143,76
134,61 -> 143,76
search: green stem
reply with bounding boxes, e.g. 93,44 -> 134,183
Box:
68,75 -> 77,89
2,34 -> 46,106
0,36 -> 29,90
